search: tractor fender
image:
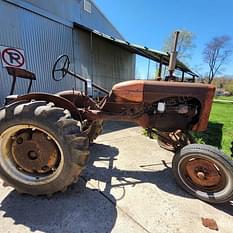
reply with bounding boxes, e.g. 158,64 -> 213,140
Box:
56,90 -> 100,110
12,92 -> 82,121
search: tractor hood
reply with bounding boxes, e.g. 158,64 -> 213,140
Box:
111,80 -> 215,104
111,80 -> 215,131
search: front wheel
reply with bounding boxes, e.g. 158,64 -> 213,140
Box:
0,101 -> 89,196
172,144 -> 233,203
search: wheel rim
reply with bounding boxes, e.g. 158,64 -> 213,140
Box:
0,125 -> 64,185
178,154 -> 232,199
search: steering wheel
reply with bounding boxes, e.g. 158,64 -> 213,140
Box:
52,55 -> 70,81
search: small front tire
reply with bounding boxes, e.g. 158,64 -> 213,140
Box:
172,144 -> 233,203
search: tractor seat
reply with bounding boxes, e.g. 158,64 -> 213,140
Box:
5,67 -> 36,105
6,67 -> 36,80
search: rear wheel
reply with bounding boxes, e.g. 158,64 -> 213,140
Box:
172,144 -> 233,203
0,101 -> 89,196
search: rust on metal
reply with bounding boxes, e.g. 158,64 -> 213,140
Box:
13,93 -> 82,121
182,157 -> 226,191
110,80 -> 144,102
155,130 -> 194,152
12,78 -> 215,135
56,90 -> 100,110
6,67 -> 36,95
12,130 -> 59,174
201,218 -> 219,231
186,159 -> 221,187
6,67 -> 36,80
109,80 -> 215,131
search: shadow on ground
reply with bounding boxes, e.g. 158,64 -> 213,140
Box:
193,122 -> 223,149
87,143 -> 233,216
0,179 -> 117,233
101,121 -> 137,135
85,143 -> 191,202
0,142 -> 232,233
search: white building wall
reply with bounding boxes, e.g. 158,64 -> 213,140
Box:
0,0 -> 75,103
19,0 -> 124,39
0,0 -> 135,103
73,29 -> 135,92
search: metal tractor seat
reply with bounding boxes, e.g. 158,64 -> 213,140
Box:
5,67 -> 36,105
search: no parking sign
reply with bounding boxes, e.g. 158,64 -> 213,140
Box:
0,46 -> 26,69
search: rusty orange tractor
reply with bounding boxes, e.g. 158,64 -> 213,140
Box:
0,54 -> 232,204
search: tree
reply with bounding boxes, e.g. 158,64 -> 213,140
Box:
162,30 -> 195,61
203,35 -> 233,84
225,84 -> 233,95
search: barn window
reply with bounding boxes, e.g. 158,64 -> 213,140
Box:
84,0 -> 92,13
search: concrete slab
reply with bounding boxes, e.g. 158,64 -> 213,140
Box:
85,122 -> 233,233
0,178 -> 148,233
0,121 -> 232,233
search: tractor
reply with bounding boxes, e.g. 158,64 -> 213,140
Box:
0,53 -> 232,204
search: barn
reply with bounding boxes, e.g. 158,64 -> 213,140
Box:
0,0 -> 197,104
0,0 -> 136,102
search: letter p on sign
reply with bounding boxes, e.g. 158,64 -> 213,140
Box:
0,46 -> 26,69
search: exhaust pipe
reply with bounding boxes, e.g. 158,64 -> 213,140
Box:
168,31 -> 180,78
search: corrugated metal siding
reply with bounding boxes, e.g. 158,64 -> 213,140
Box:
0,1 -> 76,104
73,29 -> 135,92
0,1 -> 135,104
12,0 -> 124,39
80,0 -> 124,39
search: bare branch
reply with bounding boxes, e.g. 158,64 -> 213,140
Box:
162,30 -> 195,62
203,35 -> 233,83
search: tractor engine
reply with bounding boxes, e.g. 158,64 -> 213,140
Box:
145,96 -> 201,131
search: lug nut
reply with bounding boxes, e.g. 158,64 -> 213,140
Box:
41,166 -> 49,171
197,172 -> 205,180
28,151 -> 38,160
16,137 -> 23,144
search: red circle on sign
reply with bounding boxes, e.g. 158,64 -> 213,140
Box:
2,48 -> 25,68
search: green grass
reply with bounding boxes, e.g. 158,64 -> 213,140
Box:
215,95 -> 233,101
192,102 -> 233,155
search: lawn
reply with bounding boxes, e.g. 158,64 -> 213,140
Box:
215,95 -> 233,101
192,101 -> 233,155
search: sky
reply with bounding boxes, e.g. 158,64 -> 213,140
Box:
94,0 -> 233,78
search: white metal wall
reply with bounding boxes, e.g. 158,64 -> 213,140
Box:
0,1 -> 135,104
73,29 -> 135,92
0,1 -> 76,104
18,0 -> 124,39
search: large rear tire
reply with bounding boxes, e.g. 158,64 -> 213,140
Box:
172,144 -> 233,203
0,101 -> 89,196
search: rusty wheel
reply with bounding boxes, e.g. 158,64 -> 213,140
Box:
2,125 -> 64,183
0,101 -> 89,196
157,130 -> 194,152
172,144 -> 233,203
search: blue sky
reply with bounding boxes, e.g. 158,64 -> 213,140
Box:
94,0 -> 233,78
